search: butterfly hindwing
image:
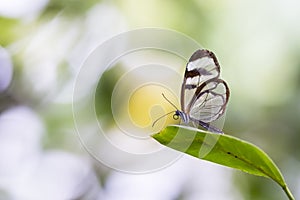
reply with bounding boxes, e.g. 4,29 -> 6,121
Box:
189,79 -> 229,123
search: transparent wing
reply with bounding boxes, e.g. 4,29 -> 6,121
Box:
181,49 -> 221,111
189,79 -> 230,123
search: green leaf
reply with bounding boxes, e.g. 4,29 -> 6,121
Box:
152,125 -> 295,200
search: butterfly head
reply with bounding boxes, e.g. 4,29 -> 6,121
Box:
152,110 -> 178,127
152,93 -> 180,127
174,110 -> 189,124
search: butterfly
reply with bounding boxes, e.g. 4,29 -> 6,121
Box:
153,49 -> 230,134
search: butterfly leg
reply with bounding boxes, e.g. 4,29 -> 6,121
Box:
197,120 -> 224,134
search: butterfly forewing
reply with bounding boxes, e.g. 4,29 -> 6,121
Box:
181,50 -> 221,111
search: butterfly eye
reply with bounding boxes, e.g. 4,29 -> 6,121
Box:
173,114 -> 179,120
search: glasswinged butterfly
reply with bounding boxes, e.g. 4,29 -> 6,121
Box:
152,49 -> 230,134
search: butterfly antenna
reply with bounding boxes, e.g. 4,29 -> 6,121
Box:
161,93 -> 179,110
152,110 -> 176,127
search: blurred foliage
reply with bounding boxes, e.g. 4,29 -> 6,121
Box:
114,0 -> 217,46
0,92 -> 17,113
0,0 -> 299,199
95,64 -> 124,130
0,17 -> 20,46
42,103 -> 76,150
42,0 -> 100,17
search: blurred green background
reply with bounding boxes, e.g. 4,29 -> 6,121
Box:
0,0 -> 300,199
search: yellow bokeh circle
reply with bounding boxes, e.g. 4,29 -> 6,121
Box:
128,84 -> 179,130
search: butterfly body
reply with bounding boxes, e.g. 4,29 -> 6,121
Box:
153,49 -> 230,134
174,110 -> 223,134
